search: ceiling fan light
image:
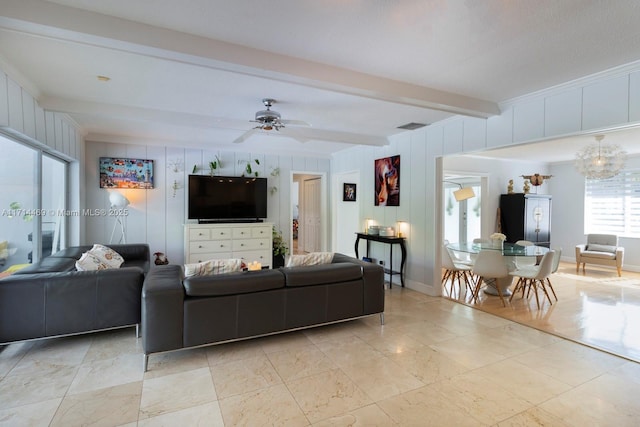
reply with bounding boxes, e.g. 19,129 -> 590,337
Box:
263,124 -> 273,131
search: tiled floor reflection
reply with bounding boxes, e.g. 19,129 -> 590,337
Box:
1,277 -> 640,425
446,261 -> 640,363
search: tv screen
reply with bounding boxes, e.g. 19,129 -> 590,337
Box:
188,175 -> 267,221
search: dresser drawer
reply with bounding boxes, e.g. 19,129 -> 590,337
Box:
188,252 -> 233,264
231,227 -> 253,239
233,250 -> 271,266
251,226 -> 271,239
190,240 -> 232,254
189,228 -> 211,241
232,238 -> 270,252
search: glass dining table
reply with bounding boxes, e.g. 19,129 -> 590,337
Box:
446,241 -> 550,296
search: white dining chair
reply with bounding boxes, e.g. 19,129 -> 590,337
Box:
509,250 -> 556,309
442,245 -> 474,299
544,247 -> 562,302
514,240 -> 536,269
471,249 -> 510,306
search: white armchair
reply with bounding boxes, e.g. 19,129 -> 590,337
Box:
575,234 -> 624,277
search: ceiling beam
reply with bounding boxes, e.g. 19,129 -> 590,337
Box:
0,0 -> 500,119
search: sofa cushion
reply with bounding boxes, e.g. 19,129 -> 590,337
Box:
586,243 -> 617,253
184,258 -> 244,277
582,250 -> 616,260
282,262 -> 362,287
88,244 -> 125,268
183,269 -> 285,296
286,252 -> 334,267
13,257 -> 78,274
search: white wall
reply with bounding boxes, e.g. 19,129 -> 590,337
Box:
84,141 -> 331,266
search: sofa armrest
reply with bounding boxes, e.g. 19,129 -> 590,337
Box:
575,244 -> 587,259
331,253 -> 385,314
142,264 -> 184,354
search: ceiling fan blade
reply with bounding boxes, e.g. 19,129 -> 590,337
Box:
280,127 -> 388,146
281,119 -> 311,127
232,128 -> 259,144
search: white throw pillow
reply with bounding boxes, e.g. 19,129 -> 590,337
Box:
88,244 -> 125,268
76,251 -> 111,271
184,258 -> 245,277
286,252 -> 334,267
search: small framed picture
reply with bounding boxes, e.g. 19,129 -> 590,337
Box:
343,183 -> 357,201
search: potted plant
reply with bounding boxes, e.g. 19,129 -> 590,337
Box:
272,226 -> 288,268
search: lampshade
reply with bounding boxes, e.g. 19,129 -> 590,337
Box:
453,186 -> 475,202
109,192 -> 130,208
575,135 -> 626,180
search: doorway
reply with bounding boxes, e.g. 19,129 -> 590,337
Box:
443,175 -> 482,244
292,173 -> 326,255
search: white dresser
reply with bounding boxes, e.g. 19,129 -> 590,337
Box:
184,222 -> 273,267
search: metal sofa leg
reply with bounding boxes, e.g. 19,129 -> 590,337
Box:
135,323 -> 140,338
380,313 -> 385,325
143,354 -> 149,372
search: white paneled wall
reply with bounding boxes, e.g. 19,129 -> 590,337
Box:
84,142 -> 330,266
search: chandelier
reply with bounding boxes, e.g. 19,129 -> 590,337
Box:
574,135 -> 626,180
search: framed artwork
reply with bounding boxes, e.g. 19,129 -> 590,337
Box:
374,155 -> 400,206
343,183 -> 357,201
99,157 -> 154,189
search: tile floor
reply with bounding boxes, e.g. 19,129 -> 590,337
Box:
2,279 -> 640,426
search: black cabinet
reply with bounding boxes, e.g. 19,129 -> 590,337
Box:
499,194 -> 551,247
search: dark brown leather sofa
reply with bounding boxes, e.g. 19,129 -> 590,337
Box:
141,253 -> 385,370
0,244 -> 150,344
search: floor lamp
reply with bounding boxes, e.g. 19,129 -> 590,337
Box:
109,192 -> 130,244
443,180 -> 475,201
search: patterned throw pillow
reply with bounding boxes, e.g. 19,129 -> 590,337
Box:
88,244 -> 125,268
286,252 -> 334,267
76,251 -> 111,271
184,258 -> 245,277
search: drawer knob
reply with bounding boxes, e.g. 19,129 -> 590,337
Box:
198,245 -> 203,248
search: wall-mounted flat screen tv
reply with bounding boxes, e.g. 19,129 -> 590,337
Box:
99,157 -> 154,189
188,175 -> 267,222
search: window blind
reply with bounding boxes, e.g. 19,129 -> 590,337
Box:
584,169 -> 640,237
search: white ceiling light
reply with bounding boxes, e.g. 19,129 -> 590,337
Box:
575,135 -> 626,180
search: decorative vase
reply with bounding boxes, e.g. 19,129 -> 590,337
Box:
273,254 -> 285,268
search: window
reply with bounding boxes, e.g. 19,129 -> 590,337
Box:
584,169 -> 640,237
0,134 -> 68,268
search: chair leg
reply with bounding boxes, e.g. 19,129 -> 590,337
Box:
539,279 -> 553,305
531,280 -> 540,309
545,278 -> 558,301
617,266 -> 622,277
461,271 -> 474,299
472,275 -> 483,303
510,277 -> 525,302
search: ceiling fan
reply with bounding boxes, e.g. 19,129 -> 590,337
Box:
232,97 -> 389,146
233,98 -> 310,143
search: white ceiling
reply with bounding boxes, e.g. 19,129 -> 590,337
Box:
2,0 -> 640,158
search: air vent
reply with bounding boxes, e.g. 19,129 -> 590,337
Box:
397,122 -> 428,130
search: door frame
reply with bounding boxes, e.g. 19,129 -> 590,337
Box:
290,171 -> 328,254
